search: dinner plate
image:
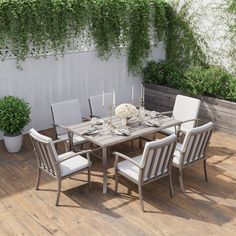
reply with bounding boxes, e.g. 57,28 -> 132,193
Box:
113,129 -> 130,136
144,120 -> 160,127
82,130 -> 98,136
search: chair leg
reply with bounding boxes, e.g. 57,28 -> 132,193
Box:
203,159 -> 208,182
169,173 -> 174,198
114,169 -> 119,193
56,179 -> 61,206
139,138 -> 143,149
36,168 -> 41,190
138,183 -> 144,212
88,167 -> 92,192
178,168 -> 185,192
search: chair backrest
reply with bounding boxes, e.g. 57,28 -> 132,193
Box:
173,95 -> 201,129
140,134 -> 177,182
51,99 -> 82,136
180,122 -> 214,166
29,129 -> 59,177
89,92 -> 113,118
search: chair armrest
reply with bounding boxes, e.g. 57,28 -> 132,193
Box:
82,117 -> 91,122
113,152 -> 142,169
52,123 -> 67,130
56,149 -> 92,164
89,115 -> 101,119
181,118 -> 199,125
52,138 -> 68,144
160,110 -> 173,115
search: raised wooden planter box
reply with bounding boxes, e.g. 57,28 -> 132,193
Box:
144,83 -> 236,135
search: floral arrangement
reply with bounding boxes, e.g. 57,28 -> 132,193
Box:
115,103 -> 137,118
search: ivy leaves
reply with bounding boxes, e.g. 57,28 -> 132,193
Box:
0,0 -> 170,73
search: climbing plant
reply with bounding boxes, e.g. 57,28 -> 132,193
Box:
0,0 -> 170,73
165,1 -> 207,69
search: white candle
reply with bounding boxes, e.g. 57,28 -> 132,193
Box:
131,85 -> 134,102
141,85 -> 143,100
102,91 -> 105,108
142,84 -> 145,103
113,88 -> 116,107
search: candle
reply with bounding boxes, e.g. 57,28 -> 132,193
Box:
141,84 -> 143,100
113,88 -> 116,107
131,85 -> 134,102
102,91 -> 105,108
142,84 -> 145,103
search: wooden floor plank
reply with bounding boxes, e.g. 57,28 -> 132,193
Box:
0,129 -> 236,235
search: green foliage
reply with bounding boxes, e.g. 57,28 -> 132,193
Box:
0,96 -> 31,135
166,2 -> 207,69
0,0 -> 171,73
143,61 -> 236,101
143,60 -> 184,88
183,65 -> 236,100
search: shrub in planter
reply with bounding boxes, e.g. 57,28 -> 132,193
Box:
143,60 -> 184,89
0,96 -> 31,153
183,65 -> 236,101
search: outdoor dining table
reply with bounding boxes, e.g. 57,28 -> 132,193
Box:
67,112 -> 182,194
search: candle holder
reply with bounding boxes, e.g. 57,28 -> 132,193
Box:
108,105 -> 115,128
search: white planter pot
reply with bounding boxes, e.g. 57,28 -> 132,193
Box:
3,134 -> 22,153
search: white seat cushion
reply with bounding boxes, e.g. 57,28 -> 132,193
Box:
162,125 -> 190,135
58,151 -> 89,177
58,133 -> 87,145
117,155 -> 142,182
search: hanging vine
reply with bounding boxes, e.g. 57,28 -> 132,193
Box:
0,0 -> 170,73
165,1 -> 207,69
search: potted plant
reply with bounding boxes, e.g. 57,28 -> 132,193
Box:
0,96 -> 31,153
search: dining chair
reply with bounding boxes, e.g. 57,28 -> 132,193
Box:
161,95 -> 201,136
172,122 -> 214,191
51,99 -> 87,151
88,92 -> 113,118
29,128 -> 92,206
113,134 -> 177,212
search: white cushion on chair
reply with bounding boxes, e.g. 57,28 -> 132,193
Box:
58,151 -> 89,177
58,133 -> 87,145
117,155 -> 142,182
162,125 -> 190,135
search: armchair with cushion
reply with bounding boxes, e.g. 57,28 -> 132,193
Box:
113,134 -> 177,211
161,95 -> 201,136
29,128 -> 92,206
172,122 -> 214,191
51,99 -> 87,151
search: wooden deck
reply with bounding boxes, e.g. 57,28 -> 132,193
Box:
0,129 -> 236,235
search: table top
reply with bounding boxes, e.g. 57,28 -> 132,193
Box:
67,114 -> 181,148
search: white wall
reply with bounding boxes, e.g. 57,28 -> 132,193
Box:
0,44 -> 165,138
176,0 -> 235,74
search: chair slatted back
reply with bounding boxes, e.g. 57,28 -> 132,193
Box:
51,99 -> 82,136
30,129 -> 59,177
173,95 -> 201,129
140,134 -> 177,182
181,122 -> 214,166
89,92 -> 113,118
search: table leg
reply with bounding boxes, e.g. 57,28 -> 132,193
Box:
102,147 -> 108,194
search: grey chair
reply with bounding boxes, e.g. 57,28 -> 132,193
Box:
51,99 -> 87,151
172,122 -> 214,191
113,134 -> 177,212
29,128 -> 92,206
88,92 -> 113,118
161,95 -> 201,136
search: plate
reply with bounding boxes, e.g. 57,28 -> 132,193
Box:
144,120 -> 160,127
95,119 -> 105,125
113,129 -> 130,136
82,130 -> 98,136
